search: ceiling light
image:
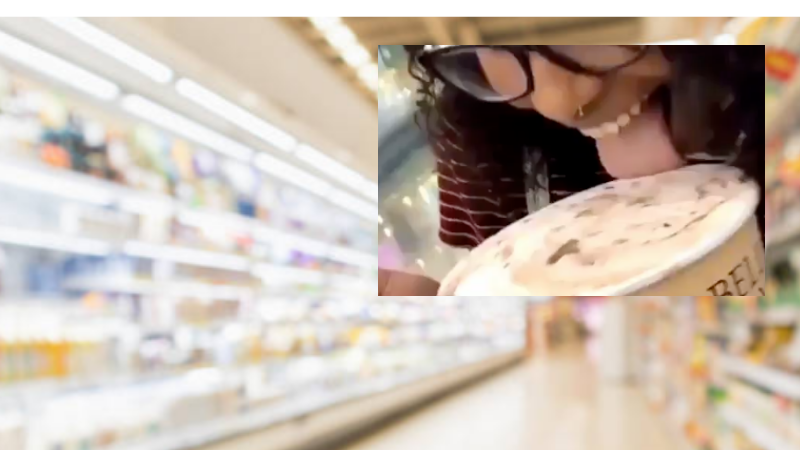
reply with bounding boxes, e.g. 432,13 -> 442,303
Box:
0,226 -> 112,256
43,17 -> 173,83
0,29 -> 120,100
341,44 -> 371,68
383,228 -> 392,238
402,196 -> 413,207
358,63 -> 378,89
254,152 -> 331,198
121,94 -> 254,162
324,24 -> 358,51
309,17 -> 342,32
378,215 -> 383,225
175,78 -> 297,152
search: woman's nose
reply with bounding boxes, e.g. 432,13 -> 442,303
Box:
528,54 -> 602,124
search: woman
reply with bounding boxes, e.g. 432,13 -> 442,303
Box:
379,45 -> 764,296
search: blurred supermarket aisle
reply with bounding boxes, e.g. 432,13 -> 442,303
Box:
342,346 -> 678,450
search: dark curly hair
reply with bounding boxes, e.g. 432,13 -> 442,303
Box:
405,45 -> 765,238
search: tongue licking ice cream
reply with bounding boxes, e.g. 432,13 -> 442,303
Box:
439,164 -> 763,296
595,102 -> 687,179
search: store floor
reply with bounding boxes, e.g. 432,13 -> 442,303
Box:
340,346 -> 680,450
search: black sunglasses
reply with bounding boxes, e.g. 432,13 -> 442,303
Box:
418,45 -> 650,103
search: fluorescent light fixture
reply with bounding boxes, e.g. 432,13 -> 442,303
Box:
0,160 -> 114,205
713,34 -> 737,45
121,94 -> 254,162
324,24 -> 358,51
378,215 -> 383,225
43,17 -> 173,84
341,44 -> 371,68
330,189 -> 378,221
254,152 -> 332,198
175,78 -> 297,152
309,17 -> 342,32
252,263 -> 326,285
0,226 -> 111,256
358,63 -> 378,90
309,18 -> 374,91
295,144 -> 375,199
0,29 -> 120,100
123,241 -> 251,271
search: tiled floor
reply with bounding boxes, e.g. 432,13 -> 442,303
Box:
342,347 -> 680,450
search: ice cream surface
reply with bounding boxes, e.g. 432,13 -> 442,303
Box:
439,165 -> 760,296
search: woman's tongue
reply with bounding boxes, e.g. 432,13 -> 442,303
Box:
594,103 -> 686,179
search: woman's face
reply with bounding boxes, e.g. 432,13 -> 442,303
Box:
478,46 -> 685,179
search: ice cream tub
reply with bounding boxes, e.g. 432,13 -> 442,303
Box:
439,165 -> 764,296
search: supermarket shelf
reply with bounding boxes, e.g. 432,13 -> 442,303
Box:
0,225 -> 112,256
111,349 -> 524,450
758,307 -> 800,326
767,218 -> 800,250
0,225 -> 364,287
0,366 -> 189,405
720,405 -> 799,450
767,65 -> 800,142
63,276 -> 254,300
0,153 -> 375,269
720,356 -> 800,401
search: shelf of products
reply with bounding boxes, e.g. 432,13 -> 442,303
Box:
637,297 -> 800,450
765,18 -> 800,255
0,65 -> 375,264
0,27 -> 390,450
0,296 -> 527,450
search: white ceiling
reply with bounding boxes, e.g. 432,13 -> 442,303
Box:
128,18 -> 377,181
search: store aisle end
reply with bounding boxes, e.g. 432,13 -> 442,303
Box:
342,347 -> 679,450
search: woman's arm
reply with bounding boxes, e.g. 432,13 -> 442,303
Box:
378,269 -> 440,296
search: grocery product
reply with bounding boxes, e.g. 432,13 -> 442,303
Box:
441,165 -> 763,296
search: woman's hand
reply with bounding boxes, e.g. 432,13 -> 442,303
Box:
379,269 -> 440,296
